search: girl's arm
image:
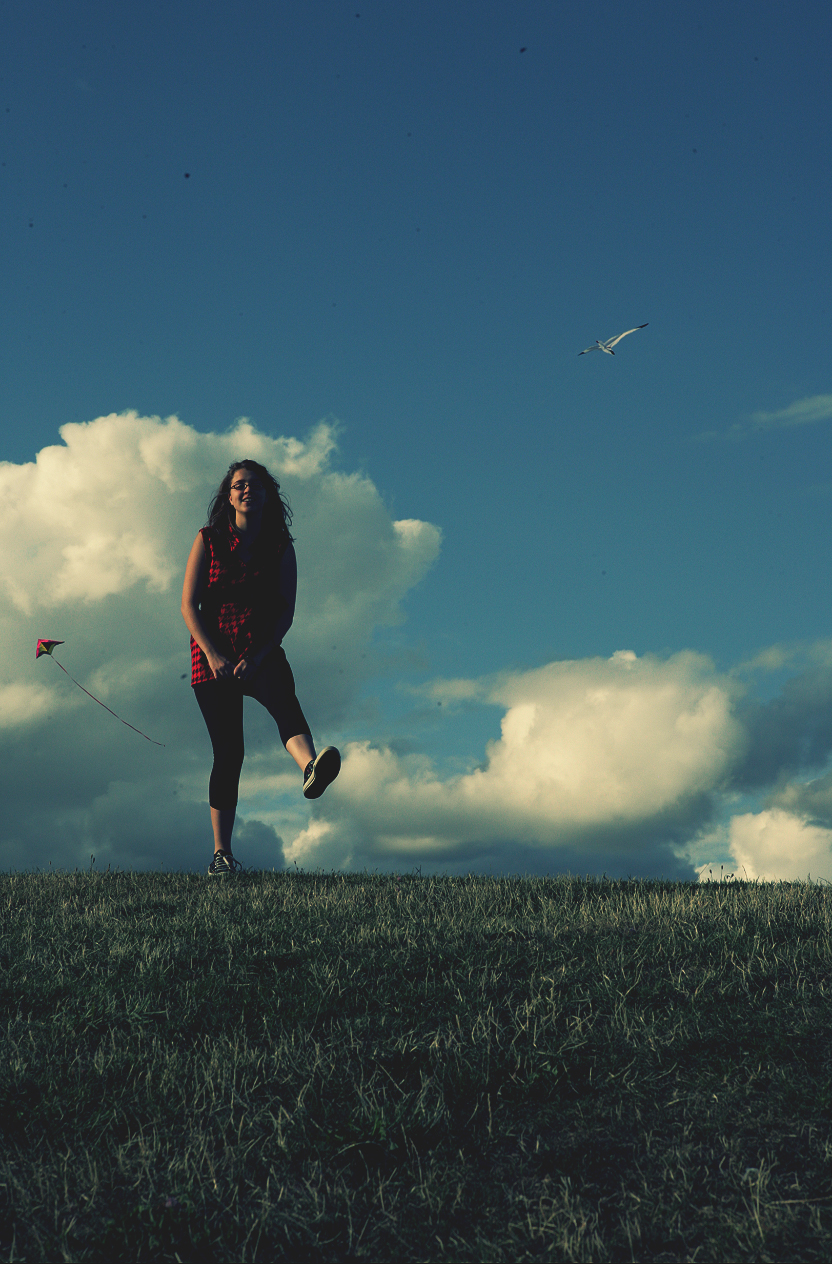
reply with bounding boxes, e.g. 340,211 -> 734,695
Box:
181,534 -> 235,678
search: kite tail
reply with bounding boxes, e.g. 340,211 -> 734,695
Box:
52,659 -> 165,747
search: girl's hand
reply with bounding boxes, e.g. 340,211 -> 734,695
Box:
208,653 -> 235,679
233,656 -> 260,681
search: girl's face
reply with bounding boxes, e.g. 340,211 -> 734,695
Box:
228,467 -> 266,518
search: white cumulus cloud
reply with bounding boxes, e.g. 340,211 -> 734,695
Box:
293,650 -> 746,875
726,809 -> 832,882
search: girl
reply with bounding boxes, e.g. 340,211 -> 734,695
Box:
181,459 -> 340,874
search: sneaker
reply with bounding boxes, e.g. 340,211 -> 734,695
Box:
207,850 -> 242,876
302,746 -> 341,799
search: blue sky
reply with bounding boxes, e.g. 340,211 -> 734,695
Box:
3,0 -> 832,878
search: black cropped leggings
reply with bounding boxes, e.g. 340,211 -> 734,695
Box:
193,648 -> 311,810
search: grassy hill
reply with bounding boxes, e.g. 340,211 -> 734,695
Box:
2,869 -> 831,1261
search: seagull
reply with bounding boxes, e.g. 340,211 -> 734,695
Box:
578,323 -> 648,355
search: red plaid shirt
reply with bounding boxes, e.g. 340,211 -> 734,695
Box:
190,520 -> 290,686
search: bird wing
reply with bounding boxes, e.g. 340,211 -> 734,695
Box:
604,323 -> 648,349
578,343 -> 600,355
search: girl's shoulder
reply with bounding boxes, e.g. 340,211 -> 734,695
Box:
199,524 -> 217,552
199,524 -> 234,570
254,525 -> 292,562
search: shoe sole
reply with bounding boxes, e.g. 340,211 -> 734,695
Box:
303,746 -> 341,799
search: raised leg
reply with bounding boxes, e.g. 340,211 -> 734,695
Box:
285,733 -> 316,771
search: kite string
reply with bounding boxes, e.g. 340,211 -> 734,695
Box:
51,657 -> 165,747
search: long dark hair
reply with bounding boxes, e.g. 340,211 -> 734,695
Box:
205,459 -> 294,542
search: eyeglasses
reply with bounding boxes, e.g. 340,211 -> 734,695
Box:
230,480 -> 263,492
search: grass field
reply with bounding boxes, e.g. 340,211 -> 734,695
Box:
2,869 -> 832,1262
